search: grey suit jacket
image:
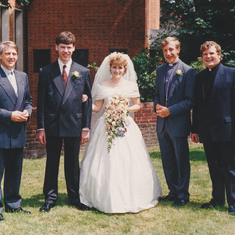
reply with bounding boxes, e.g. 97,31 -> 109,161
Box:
0,67 -> 33,148
154,59 -> 196,137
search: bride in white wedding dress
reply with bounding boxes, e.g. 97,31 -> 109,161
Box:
79,52 -> 162,213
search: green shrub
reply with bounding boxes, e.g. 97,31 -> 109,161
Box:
132,49 -> 158,102
189,58 -> 206,73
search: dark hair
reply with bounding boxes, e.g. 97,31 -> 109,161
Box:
0,41 -> 18,54
55,31 -> 76,45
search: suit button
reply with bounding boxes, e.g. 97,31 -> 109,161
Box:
73,102 -> 76,105
70,113 -> 73,116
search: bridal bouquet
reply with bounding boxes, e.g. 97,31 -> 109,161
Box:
104,95 -> 129,153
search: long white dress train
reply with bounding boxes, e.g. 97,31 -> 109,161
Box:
79,83 -> 162,213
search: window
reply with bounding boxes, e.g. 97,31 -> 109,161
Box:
14,9 -> 23,71
33,49 -> 51,73
1,6 -> 9,41
72,49 -> 88,67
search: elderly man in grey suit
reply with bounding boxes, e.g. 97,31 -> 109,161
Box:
154,37 -> 195,207
0,41 -> 33,222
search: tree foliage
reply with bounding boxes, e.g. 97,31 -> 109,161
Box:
159,0 -> 235,65
133,0 -> 235,102
132,48 -> 158,102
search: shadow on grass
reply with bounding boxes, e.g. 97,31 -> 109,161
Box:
21,193 -> 229,215
189,150 -> 207,162
22,193 -> 70,208
77,199 -> 228,216
149,148 -> 207,162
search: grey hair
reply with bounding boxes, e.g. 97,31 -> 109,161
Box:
0,41 -> 18,54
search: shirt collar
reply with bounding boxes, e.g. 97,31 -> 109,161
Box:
208,63 -> 220,74
58,58 -> 72,72
168,60 -> 179,67
1,64 -> 14,76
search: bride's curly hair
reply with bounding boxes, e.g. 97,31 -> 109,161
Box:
108,52 -> 129,75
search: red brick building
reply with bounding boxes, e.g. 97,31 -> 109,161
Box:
1,0 -> 160,158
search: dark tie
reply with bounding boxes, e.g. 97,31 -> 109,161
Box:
62,65 -> 68,86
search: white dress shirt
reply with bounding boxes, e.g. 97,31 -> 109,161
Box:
1,65 -> 18,96
58,58 -> 72,76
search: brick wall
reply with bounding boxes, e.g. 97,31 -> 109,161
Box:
134,102 -> 158,147
24,0 -> 160,158
26,0 -> 148,108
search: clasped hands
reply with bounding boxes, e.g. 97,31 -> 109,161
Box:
11,110 -> 29,122
156,104 -> 170,118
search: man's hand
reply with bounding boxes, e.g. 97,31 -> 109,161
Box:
22,109 -> 29,118
191,133 -> 199,143
82,94 -> 88,102
38,130 -> 46,145
156,104 -> 170,118
81,130 -> 89,144
11,110 -> 28,122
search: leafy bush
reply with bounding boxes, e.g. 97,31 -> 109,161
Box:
189,58 -> 206,73
132,49 -> 158,102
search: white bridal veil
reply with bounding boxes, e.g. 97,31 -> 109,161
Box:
91,53 -> 138,102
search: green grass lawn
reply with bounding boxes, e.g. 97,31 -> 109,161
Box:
0,143 -> 234,235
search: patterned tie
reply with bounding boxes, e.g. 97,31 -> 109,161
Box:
62,65 -> 68,86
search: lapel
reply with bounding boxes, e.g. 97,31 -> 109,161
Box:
168,60 -> 184,100
51,61 -> 65,97
14,71 -> 25,110
0,67 -> 18,105
61,61 -> 78,107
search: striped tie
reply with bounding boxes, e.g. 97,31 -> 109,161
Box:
62,65 -> 68,86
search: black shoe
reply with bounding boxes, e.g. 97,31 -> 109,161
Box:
77,203 -> 90,211
6,207 -> 31,214
173,198 -> 189,207
0,214 -> 4,222
159,195 -> 176,202
201,199 -> 223,209
39,202 -> 54,212
229,207 -> 235,216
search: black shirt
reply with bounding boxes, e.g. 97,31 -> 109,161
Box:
204,63 -> 220,99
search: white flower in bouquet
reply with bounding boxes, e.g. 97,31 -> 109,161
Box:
104,95 -> 129,152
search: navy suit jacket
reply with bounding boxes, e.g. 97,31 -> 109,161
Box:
37,60 -> 92,137
0,67 -> 33,149
192,63 -> 235,143
154,59 -> 196,137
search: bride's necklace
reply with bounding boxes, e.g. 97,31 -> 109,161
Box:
110,78 -> 121,86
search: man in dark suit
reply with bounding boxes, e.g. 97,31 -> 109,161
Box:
154,37 -> 195,206
0,41 -> 33,222
37,31 -> 92,212
191,41 -> 235,216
